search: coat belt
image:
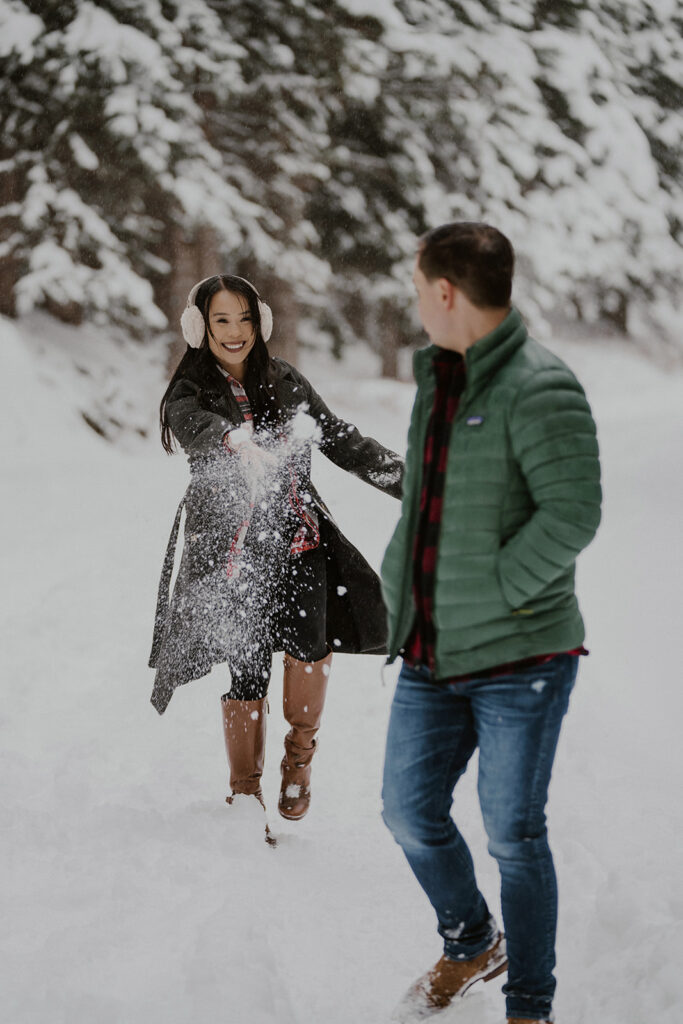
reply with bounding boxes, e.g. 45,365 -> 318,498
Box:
148,496 -> 185,668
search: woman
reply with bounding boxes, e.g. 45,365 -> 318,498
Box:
149,274 -> 403,841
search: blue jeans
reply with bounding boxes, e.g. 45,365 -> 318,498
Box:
382,654 -> 578,1021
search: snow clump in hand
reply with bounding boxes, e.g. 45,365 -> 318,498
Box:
288,408 -> 321,448
227,425 -> 253,449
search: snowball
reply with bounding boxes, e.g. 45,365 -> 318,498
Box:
289,408 -> 321,445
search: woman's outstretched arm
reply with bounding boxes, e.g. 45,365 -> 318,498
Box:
290,367 -> 404,499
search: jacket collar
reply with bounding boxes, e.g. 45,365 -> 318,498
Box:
413,307 -> 527,398
187,350 -> 292,393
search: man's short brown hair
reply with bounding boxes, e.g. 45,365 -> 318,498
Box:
418,222 -> 514,309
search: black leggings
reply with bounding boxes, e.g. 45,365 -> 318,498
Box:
222,544 -> 328,702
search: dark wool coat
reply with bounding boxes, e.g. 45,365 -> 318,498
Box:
149,355 -> 403,713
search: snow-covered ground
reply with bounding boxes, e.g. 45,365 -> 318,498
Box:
1,317 -> 682,1024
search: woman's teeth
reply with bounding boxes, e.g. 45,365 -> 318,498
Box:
222,341 -> 245,351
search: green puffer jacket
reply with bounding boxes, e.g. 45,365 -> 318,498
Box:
381,307 -> 602,677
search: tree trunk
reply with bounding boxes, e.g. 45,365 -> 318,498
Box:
156,223 -> 219,371
0,165 -> 22,318
241,267 -> 299,366
379,298 -> 400,378
603,290 -> 629,335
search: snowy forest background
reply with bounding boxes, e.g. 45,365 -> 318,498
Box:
1,0 -> 682,439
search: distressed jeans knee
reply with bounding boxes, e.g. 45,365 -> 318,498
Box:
487,830 -> 551,866
381,796 -> 458,850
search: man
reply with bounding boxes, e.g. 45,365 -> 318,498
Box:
381,222 -> 601,1023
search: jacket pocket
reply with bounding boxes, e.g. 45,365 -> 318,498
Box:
434,556 -> 512,631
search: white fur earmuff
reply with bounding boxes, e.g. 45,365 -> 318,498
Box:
180,275 -> 273,347
258,300 -> 273,342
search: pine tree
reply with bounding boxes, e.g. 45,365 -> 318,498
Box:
0,0 -> 259,333
1,0 -> 681,363
320,0 -> 683,351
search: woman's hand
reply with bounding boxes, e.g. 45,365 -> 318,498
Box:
225,429 -> 278,498
239,438 -> 278,484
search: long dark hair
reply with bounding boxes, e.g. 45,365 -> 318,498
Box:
160,275 -> 281,453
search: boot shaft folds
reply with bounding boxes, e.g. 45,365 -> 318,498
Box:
279,652 -> 332,820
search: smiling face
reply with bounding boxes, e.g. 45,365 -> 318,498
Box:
206,289 -> 256,380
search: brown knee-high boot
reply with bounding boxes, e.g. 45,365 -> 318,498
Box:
278,652 -> 332,820
221,696 -> 267,803
221,696 -> 276,846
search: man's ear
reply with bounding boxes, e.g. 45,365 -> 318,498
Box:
437,277 -> 456,309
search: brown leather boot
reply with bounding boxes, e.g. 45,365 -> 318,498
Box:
278,651 -> 332,820
221,696 -> 267,800
221,696 -> 276,846
394,932 -> 507,1019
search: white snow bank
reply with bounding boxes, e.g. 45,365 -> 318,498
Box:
0,315 -> 89,454
0,313 -> 167,451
